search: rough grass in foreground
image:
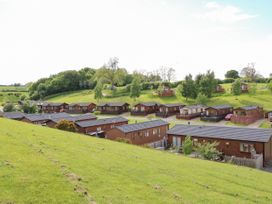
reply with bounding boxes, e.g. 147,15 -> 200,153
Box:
1,118 -> 272,203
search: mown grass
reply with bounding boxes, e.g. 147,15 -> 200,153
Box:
46,83 -> 272,110
1,118 -> 272,203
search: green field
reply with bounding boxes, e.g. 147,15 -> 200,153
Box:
0,86 -> 28,105
45,83 -> 272,110
1,118 -> 272,203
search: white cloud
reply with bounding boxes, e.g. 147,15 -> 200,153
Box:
199,2 -> 257,23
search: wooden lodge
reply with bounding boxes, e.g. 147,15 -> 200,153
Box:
39,102 -> 69,113
215,84 -> 225,93
131,102 -> 159,116
106,120 -> 169,147
75,117 -> 128,137
156,103 -> 184,118
2,112 -> 25,120
67,102 -> 96,114
176,105 -> 207,120
201,105 -> 233,122
167,124 -> 272,166
231,106 -> 264,125
22,112 -> 70,125
158,86 -> 175,97
46,113 -> 97,128
241,83 -> 249,93
97,102 -> 130,114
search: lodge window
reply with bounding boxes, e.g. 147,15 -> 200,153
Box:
153,129 -> 158,135
145,131 -> 149,137
240,143 -> 254,153
110,125 -> 115,128
97,127 -> 101,131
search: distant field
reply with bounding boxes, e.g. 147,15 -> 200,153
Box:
0,85 -> 27,92
1,118 -> 272,203
46,83 -> 272,110
0,86 -> 28,105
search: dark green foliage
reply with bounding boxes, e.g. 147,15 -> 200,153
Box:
55,120 -> 77,132
198,70 -> 217,98
268,81 -> 272,94
231,79 -> 242,95
3,103 -> 15,112
180,74 -> 197,100
21,101 -> 37,114
130,77 -> 141,100
195,142 -> 221,160
183,136 -> 193,155
29,68 -> 97,99
225,70 -> 240,79
94,81 -> 103,102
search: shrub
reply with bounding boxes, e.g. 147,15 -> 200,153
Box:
195,142 -> 221,160
3,103 -> 15,112
231,79 -> 241,95
55,120 -> 77,132
182,136 -> 193,155
93,111 -> 101,115
196,93 -> 209,105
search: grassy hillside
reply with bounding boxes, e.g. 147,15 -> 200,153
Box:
46,83 -> 272,110
0,86 -> 28,105
1,118 -> 272,203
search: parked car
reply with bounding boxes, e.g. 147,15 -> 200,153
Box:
225,114 -> 233,121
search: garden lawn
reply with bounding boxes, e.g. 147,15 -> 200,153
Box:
1,118 -> 272,203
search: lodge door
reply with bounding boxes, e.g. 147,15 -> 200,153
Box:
173,136 -> 181,147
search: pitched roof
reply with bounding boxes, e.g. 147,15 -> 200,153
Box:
159,103 -> 184,108
50,113 -> 97,123
167,124 -> 272,143
76,117 -> 128,128
182,104 -> 207,109
207,104 -> 233,110
235,106 -> 260,111
25,112 -> 70,122
98,102 -> 129,107
135,102 -> 159,107
68,102 -> 96,107
42,102 -> 68,107
116,120 -> 169,133
3,112 -> 25,119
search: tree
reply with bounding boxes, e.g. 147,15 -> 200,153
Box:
182,136 -> 193,155
95,58 -> 127,89
166,67 -> 176,82
94,81 -> 103,102
195,142 -> 221,160
225,70 -> 239,79
240,63 -> 257,82
55,120 -> 77,132
130,77 -> 141,100
196,93 -> 209,105
181,74 -> 197,100
199,70 -> 217,98
231,78 -> 241,95
21,101 -> 37,114
176,84 -> 183,97
3,103 -> 15,112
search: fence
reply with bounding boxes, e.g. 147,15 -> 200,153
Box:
224,154 -> 263,169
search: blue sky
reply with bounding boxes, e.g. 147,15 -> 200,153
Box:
0,0 -> 271,84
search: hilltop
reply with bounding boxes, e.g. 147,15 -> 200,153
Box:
1,118 -> 272,203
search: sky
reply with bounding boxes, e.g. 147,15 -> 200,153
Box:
0,0 -> 272,84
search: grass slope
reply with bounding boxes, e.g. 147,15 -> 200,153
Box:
46,83 -> 272,110
1,118 -> 272,203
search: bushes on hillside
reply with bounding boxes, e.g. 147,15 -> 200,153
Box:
231,79 -> 241,95
3,103 -> 15,112
195,142 -> 221,161
182,136 -> 193,155
55,120 -> 77,132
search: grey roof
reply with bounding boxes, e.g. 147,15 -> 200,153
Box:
182,104 -> 207,109
160,103 -> 184,108
116,120 -> 169,133
135,102 -> 159,107
25,112 -> 70,122
208,104 -> 233,110
97,102 -> 129,107
167,124 -> 272,143
235,106 -> 260,111
76,117 -> 128,128
42,102 -> 68,107
68,102 -> 96,107
50,113 -> 97,123
3,112 -> 25,119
